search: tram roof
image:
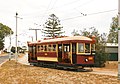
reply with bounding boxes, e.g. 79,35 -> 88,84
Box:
40,36 -> 92,43
28,36 -> 93,45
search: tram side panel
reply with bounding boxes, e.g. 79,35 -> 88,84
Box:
37,52 -> 58,62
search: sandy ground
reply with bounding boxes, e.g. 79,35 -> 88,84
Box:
17,54 -> 118,76
0,60 -> 120,84
91,61 -> 118,76
0,53 -> 8,56
0,54 -> 120,83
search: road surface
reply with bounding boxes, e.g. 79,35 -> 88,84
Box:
0,54 -> 15,65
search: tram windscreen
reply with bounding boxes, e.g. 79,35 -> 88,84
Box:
85,43 -> 90,53
78,43 -> 84,53
78,43 -> 91,53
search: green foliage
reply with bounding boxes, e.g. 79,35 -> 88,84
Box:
71,29 -> 80,36
0,23 -> 14,50
71,27 -> 108,67
107,16 -> 118,43
43,14 -> 64,38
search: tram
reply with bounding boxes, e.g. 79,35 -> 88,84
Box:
27,36 -> 96,69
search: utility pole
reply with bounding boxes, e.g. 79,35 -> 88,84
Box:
15,12 -> 22,62
29,28 -> 41,41
118,0 -> 120,80
9,30 -> 11,61
15,12 -> 18,62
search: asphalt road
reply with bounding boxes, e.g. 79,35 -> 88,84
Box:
0,54 -> 15,64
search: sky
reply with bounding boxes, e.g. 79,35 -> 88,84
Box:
0,0 -> 118,48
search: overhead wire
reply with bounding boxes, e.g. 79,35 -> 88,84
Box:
48,0 -> 82,10
39,0 -> 59,27
21,0 -> 85,19
61,9 -> 117,21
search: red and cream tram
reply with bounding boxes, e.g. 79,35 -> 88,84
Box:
28,36 -> 96,69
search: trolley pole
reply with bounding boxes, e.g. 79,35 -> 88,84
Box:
118,0 -> 120,80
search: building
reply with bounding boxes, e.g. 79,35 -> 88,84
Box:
105,43 -> 118,61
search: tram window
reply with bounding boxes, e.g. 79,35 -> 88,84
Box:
58,46 -> 62,52
28,46 -> 32,52
53,45 -> 56,51
91,44 -> 95,51
37,45 -> 40,51
64,45 -> 70,52
41,45 -> 43,51
78,43 -> 84,53
85,43 -> 90,53
48,45 -> 51,51
44,45 -> 47,51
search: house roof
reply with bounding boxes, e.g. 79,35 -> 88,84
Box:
106,43 -> 118,47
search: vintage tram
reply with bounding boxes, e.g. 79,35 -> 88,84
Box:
27,36 -> 96,70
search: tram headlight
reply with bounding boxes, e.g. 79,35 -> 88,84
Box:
85,58 -> 88,62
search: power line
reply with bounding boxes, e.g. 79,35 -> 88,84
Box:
87,9 -> 117,16
21,0 -> 93,19
48,0 -> 82,10
62,9 -> 117,21
40,0 -> 53,22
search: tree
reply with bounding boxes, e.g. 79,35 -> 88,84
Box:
43,14 -> 64,38
107,16 -> 118,43
71,29 -> 80,36
71,27 -> 108,67
0,23 -> 13,50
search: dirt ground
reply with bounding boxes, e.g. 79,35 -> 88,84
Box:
0,60 -> 120,84
0,53 -> 8,56
91,61 -> 118,76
